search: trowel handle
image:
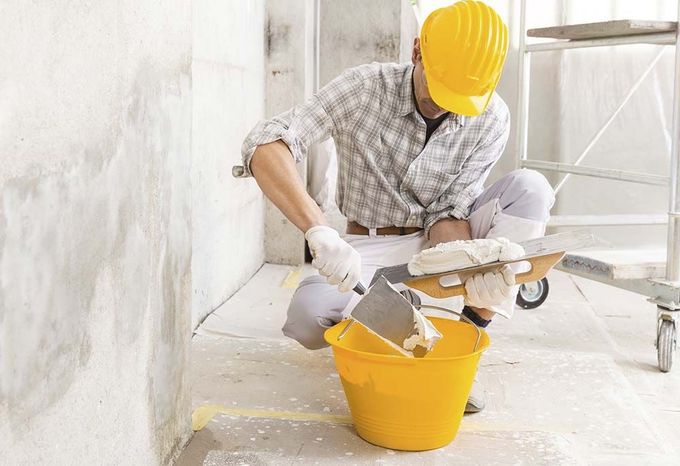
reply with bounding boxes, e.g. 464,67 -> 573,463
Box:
232,165 -> 248,178
403,252 -> 565,299
353,282 -> 366,295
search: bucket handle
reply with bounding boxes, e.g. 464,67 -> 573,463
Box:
336,319 -> 355,341
414,304 -> 482,353
336,304 -> 482,354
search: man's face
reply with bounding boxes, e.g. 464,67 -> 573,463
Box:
412,38 -> 448,119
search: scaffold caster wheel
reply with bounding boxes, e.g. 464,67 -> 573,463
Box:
657,319 -> 676,373
516,277 -> 549,309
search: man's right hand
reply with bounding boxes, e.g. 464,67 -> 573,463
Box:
305,226 -> 361,292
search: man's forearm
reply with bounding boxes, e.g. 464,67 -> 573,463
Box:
428,218 -> 472,246
428,218 -> 495,321
250,140 -> 326,232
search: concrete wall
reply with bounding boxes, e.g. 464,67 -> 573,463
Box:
192,0 -> 266,327
0,1 -> 192,464
319,0 -> 403,86
262,0 -> 315,265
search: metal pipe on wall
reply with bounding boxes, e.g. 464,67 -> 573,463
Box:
515,0 -> 530,169
667,1 -> 680,283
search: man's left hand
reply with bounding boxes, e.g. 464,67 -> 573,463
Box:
464,265 -> 516,309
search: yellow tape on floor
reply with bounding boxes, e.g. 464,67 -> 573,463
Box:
192,404 -> 565,434
281,266 -> 303,289
191,404 -> 353,431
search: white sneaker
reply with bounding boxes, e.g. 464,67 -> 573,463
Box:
401,290 -> 486,413
465,377 -> 486,413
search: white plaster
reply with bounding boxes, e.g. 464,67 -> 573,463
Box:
403,310 -> 442,352
408,238 -> 525,276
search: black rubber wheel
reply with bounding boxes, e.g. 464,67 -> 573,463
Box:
658,319 -> 676,373
516,277 -> 549,309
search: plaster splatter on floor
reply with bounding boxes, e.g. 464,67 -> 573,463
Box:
177,266 -> 680,465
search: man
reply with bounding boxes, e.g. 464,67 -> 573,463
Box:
240,1 -> 554,412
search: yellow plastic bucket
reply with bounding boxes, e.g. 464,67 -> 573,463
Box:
324,317 -> 490,451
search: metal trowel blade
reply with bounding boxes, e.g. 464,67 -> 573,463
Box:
349,276 -> 418,350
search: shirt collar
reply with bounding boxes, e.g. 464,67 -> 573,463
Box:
397,64 -> 417,117
398,64 -> 466,130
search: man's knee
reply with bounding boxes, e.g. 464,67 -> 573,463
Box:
281,275 -> 348,350
500,169 -> 555,222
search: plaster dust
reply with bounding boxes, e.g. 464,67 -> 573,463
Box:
179,266 -> 680,465
408,237 -> 526,276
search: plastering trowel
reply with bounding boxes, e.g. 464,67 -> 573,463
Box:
370,230 -> 595,299
337,230 -> 594,357
338,276 -> 442,357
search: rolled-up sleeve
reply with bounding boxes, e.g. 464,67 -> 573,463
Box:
423,115 -> 510,235
240,67 -> 365,176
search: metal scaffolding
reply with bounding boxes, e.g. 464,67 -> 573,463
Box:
515,0 -> 680,371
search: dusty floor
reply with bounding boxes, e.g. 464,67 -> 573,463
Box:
177,265 -> 680,465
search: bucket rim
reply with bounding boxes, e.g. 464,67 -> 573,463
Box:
324,317 -> 490,363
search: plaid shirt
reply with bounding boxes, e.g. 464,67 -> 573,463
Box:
242,63 -> 510,235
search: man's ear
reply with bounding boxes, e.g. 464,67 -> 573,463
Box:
412,37 -> 421,64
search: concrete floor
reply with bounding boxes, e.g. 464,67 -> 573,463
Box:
177,265 -> 680,465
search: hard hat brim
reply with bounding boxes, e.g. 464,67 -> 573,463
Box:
426,74 -> 493,117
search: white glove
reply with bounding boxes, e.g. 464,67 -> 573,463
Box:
463,265 -> 516,309
305,225 -> 361,292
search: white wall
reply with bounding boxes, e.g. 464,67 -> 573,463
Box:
0,1 -> 192,464
191,0 -> 266,328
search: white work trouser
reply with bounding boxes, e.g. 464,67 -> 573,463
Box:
283,169 -> 556,349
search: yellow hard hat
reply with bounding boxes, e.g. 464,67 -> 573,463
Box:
420,0 -> 509,116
